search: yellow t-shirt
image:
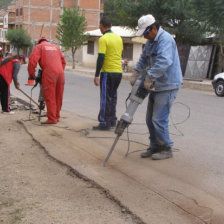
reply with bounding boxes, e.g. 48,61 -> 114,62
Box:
98,31 -> 123,73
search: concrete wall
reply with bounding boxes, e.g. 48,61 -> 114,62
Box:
63,47 -> 83,65
82,39 -> 98,67
132,43 -> 142,68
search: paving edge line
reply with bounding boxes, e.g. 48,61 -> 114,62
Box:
17,120 -> 147,224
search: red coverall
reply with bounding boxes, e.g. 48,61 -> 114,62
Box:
0,59 -> 19,85
0,59 -> 20,112
28,41 -> 66,124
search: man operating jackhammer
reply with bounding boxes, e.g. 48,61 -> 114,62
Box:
28,37 -> 66,124
131,14 -> 182,160
0,55 -> 26,114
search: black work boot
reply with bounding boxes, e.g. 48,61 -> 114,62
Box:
110,120 -> 117,128
151,147 -> 173,160
92,123 -> 111,131
141,148 -> 158,158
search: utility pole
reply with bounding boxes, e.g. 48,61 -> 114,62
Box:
59,0 -> 64,14
32,21 -> 35,47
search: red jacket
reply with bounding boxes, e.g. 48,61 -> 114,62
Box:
0,59 -> 19,86
28,41 -> 66,79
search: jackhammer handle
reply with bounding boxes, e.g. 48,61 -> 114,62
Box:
18,88 -> 39,107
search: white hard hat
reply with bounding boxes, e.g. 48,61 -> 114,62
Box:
0,47 -> 2,51
136,14 -> 156,36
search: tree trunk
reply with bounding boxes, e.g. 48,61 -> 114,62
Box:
72,53 -> 75,69
72,47 -> 77,69
218,44 -> 224,73
221,44 -> 224,72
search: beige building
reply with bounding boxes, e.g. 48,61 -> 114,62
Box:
83,26 -> 146,69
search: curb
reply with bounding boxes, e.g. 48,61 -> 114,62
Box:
66,67 -> 213,92
182,80 -> 213,92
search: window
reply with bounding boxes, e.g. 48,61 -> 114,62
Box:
122,43 -> 133,60
16,8 -> 18,16
87,41 -> 94,55
20,8 -> 23,16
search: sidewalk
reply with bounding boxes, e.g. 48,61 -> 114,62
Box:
66,65 -> 213,92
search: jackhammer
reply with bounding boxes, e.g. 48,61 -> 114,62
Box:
33,69 -> 45,121
104,71 -> 150,166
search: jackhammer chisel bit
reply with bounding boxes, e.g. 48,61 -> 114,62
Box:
103,71 -> 149,166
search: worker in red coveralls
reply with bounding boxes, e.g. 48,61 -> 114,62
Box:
28,37 -> 66,125
0,55 -> 26,114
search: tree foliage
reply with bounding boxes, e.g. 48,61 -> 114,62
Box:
56,5 -> 89,69
0,0 -> 14,10
193,0 -> 224,35
104,0 -> 205,44
6,28 -> 32,54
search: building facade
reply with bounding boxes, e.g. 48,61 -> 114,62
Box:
0,8 -> 16,53
14,0 -> 103,43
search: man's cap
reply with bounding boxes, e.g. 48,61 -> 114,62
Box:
37,37 -> 47,44
136,14 -> 156,36
19,54 -> 26,64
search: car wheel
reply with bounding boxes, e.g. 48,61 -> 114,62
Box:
215,81 -> 224,97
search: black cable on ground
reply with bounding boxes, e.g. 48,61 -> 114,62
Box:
22,96 -> 190,157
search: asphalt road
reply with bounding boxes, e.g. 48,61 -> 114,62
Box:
11,66 -> 224,212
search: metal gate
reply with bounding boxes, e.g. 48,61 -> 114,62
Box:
184,45 -> 213,80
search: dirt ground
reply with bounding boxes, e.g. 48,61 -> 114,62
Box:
0,105 -> 137,224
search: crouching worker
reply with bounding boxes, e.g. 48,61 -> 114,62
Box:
0,55 -> 26,114
28,37 -> 66,125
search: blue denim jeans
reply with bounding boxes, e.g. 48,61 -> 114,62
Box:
146,89 -> 178,150
99,72 -> 122,127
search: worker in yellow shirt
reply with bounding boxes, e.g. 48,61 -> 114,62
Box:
93,16 -> 123,131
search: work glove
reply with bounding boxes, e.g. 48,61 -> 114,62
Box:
144,75 -> 155,91
130,70 -> 140,86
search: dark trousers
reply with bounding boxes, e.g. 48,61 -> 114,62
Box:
0,74 -> 10,112
98,72 -> 122,127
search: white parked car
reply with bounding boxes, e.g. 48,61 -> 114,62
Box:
212,72 -> 224,96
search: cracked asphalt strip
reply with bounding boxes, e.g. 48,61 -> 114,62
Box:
1,107 -> 224,224
0,110 -> 141,224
